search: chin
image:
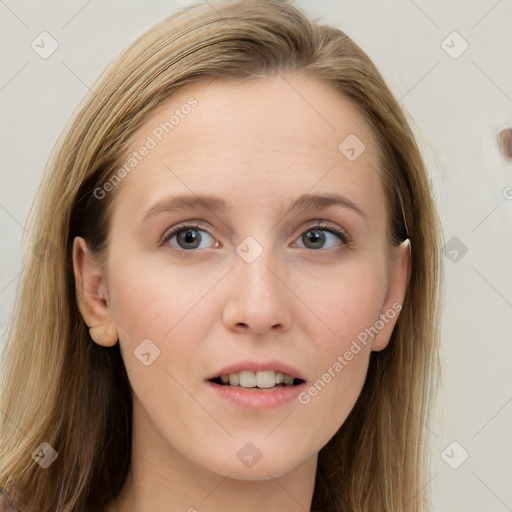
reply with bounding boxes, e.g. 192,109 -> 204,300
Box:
206,450 -> 302,480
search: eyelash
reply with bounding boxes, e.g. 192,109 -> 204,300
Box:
160,221 -> 352,253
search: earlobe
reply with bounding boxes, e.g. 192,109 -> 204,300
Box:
371,238 -> 411,352
73,237 -> 118,347
88,323 -> 119,347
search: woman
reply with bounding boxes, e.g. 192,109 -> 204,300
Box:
0,0 -> 443,510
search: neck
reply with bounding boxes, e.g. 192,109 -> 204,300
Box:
105,401 -> 317,512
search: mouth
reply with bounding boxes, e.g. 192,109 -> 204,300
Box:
208,370 -> 306,390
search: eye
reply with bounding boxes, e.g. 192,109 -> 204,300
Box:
161,223 -> 218,250
160,221 -> 350,252
294,222 -> 349,250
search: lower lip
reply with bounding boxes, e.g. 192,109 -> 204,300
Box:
206,381 -> 306,409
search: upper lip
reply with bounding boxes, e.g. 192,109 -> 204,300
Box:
207,359 -> 306,381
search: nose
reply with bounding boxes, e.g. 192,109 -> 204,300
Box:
221,247 -> 292,335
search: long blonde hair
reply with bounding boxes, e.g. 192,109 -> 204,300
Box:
0,1 -> 443,510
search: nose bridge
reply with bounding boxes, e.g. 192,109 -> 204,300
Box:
235,235 -> 281,298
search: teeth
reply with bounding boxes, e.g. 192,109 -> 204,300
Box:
239,371 -> 256,387
257,371 -> 275,389
219,370 -> 297,388
283,374 -> 294,385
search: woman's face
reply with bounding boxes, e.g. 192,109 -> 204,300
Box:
78,76 -> 410,480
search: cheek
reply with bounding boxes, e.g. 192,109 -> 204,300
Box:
291,260 -> 387,425
295,342 -> 371,452
105,253 -> 224,397
106,250 -> 221,339
297,258 -> 388,354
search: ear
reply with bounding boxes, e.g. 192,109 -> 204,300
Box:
72,236 -> 118,347
371,239 -> 411,352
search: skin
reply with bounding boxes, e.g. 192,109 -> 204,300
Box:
73,75 -> 410,512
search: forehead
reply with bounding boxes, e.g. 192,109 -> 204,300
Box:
113,75 -> 384,222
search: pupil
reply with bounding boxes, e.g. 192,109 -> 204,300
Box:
178,229 -> 200,249
304,229 -> 325,249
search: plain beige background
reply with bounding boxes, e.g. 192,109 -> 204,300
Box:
1,1 -> 511,510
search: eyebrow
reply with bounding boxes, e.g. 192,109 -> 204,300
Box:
142,192 -> 367,222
